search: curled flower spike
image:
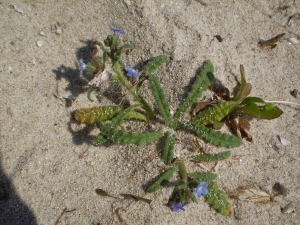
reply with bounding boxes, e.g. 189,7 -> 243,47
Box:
194,182 -> 209,198
109,26 -> 126,35
79,59 -> 86,72
170,203 -> 185,212
125,66 -> 139,78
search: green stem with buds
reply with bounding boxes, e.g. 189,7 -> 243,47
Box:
177,159 -> 188,182
113,62 -> 155,119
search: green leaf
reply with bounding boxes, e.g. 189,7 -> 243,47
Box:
241,96 -> 265,105
110,129 -> 163,146
191,151 -> 231,162
258,103 -> 283,119
108,105 -> 141,131
234,65 -> 252,103
115,44 -> 134,61
93,133 -> 107,145
205,182 -> 231,216
142,55 -> 168,74
174,60 -> 213,119
188,172 -> 217,183
147,165 -> 177,193
163,132 -> 175,165
235,102 -> 260,118
149,74 -> 172,126
181,122 -> 242,148
74,106 -> 146,124
87,86 -> 97,102
191,101 -> 237,125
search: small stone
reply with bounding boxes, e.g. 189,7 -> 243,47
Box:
281,202 -> 294,214
36,40 -> 44,47
39,31 -> 46,36
279,136 -> 291,146
287,37 -> 299,45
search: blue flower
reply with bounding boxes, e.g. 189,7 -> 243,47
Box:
79,59 -> 86,72
170,203 -> 185,212
125,66 -> 139,78
109,26 -> 126,35
194,182 -> 209,198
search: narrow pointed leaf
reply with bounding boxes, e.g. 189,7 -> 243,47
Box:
235,102 -> 260,118
147,165 -> 177,193
74,106 -> 146,124
234,65 -> 252,103
205,182 -> 231,216
191,101 -> 237,125
258,103 -> 283,119
191,151 -> 231,162
188,172 -> 217,183
142,55 -> 168,74
241,96 -> 265,105
149,74 -> 172,126
108,105 -> 141,131
110,129 -> 163,146
181,122 -> 242,148
174,60 -> 213,119
116,44 -> 134,61
163,132 -> 175,165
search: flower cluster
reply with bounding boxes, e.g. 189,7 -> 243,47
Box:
170,182 -> 209,212
125,66 -> 139,78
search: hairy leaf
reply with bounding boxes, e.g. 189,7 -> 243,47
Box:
75,106 -> 146,124
149,74 -> 172,126
174,60 -> 213,119
93,133 -> 107,145
163,132 -> 175,165
191,101 -> 237,125
181,122 -> 242,148
147,165 -> 177,193
205,182 -> 231,216
116,44 -> 134,61
108,105 -> 141,131
188,172 -> 217,183
142,55 -> 168,74
109,129 -> 163,146
258,103 -> 283,119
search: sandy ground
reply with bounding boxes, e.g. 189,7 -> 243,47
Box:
0,0 -> 300,224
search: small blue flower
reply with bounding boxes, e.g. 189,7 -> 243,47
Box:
79,59 -> 86,72
194,182 -> 209,198
170,203 -> 185,212
109,26 -> 126,35
125,66 -> 139,78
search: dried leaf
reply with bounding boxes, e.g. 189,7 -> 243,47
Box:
120,194 -> 152,204
259,33 -> 285,48
95,188 -> 117,198
230,187 -> 272,203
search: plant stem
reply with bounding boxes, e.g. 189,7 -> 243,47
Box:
265,100 -> 300,107
177,159 -> 188,182
113,62 -> 155,119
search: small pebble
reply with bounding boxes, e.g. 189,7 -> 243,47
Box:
36,40 -> 44,47
287,37 -> 299,45
281,202 -> 294,214
55,25 -> 62,35
279,136 -> 291,146
123,0 -> 131,7
13,5 -> 23,14
39,31 -> 46,36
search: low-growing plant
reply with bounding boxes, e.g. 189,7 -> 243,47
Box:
74,27 -> 283,215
